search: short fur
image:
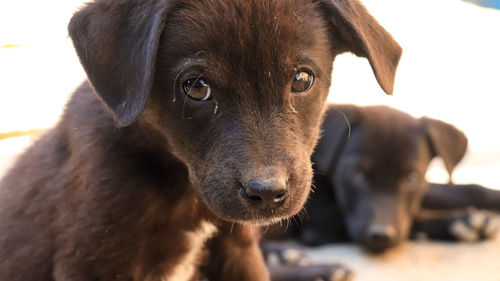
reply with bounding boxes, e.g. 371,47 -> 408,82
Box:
0,0 -> 401,280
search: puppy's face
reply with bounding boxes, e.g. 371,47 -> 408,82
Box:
69,0 -> 401,226
324,107 -> 434,252
317,105 -> 467,252
334,125 -> 431,252
147,0 -> 334,225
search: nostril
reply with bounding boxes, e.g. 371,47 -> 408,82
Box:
247,194 -> 263,202
241,179 -> 288,205
240,182 -> 263,202
273,190 -> 287,203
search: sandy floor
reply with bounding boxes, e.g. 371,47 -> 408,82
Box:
1,0 -> 500,280
306,234 -> 500,281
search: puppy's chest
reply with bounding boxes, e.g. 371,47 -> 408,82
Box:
167,220 -> 218,281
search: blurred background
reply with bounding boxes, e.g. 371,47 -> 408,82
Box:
0,0 -> 499,280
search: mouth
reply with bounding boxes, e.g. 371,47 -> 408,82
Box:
220,201 -> 297,227
362,242 -> 396,253
200,181 -> 309,226
235,215 -> 290,227
361,236 -> 399,253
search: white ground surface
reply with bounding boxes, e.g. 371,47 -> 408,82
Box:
1,0 -> 499,280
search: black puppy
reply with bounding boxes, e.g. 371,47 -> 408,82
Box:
291,104 -> 499,253
0,0 -> 401,280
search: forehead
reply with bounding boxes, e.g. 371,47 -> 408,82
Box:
346,117 -> 429,173
163,0 -> 330,71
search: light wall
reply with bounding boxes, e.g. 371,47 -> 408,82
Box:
1,0 -> 499,186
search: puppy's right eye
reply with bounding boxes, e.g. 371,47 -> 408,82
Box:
182,78 -> 212,101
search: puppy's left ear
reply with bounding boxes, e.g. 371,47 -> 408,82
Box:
421,117 -> 468,177
317,0 -> 402,95
68,0 -> 172,126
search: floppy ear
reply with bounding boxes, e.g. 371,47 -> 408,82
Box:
313,104 -> 359,175
421,117 -> 468,178
68,0 -> 171,126
317,0 -> 402,95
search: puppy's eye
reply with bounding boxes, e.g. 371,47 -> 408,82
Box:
182,78 -> 211,101
345,165 -> 363,180
291,68 -> 314,93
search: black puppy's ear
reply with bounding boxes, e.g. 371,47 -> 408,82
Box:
317,0 -> 402,95
68,0 -> 171,126
313,105 -> 359,174
421,117 -> 468,177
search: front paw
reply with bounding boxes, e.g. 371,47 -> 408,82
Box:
449,210 -> 499,241
263,242 -> 353,281
298,264 -> 353,281
266,247 -> 309,266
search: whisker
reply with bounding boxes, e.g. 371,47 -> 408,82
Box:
333,107 -> 351,139
230,222 -> 236,234
291,215 -> 299,227
181,93 -> 188,119
188,73 -> 207,92
263,225 -> 270,234
172,71 -> 183,103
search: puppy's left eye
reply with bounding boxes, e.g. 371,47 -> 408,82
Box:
182,78 -> 212,101
291,68 -> 314,93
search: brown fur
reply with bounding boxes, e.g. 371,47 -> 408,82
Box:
0,0 -> 401,280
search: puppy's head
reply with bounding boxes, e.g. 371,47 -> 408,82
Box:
314,105 -> 467,251
68,0 -> 401,225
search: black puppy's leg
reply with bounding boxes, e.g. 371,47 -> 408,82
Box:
412,209 -> 499,242
423,183 -> 500,210
261,241 -> 353,281
261,241 -> 309,266
268,264 -> 353,281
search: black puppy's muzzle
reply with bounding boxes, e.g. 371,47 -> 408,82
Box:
240,178 -> 288,209
362,224 -> 397,252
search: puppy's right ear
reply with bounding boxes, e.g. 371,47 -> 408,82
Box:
313,105 -> 359,175
317,0 -> 402,95
68,0 -> 172,126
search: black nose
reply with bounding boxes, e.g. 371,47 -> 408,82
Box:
364,224 -> 397,251
241,179 -> 288,206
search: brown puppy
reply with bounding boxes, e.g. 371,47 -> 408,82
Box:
0,0 -> 401,280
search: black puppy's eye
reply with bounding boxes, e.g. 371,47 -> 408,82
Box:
291,68 -> 314,93
345,165 -> 363,179
182,78 -> 212,101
